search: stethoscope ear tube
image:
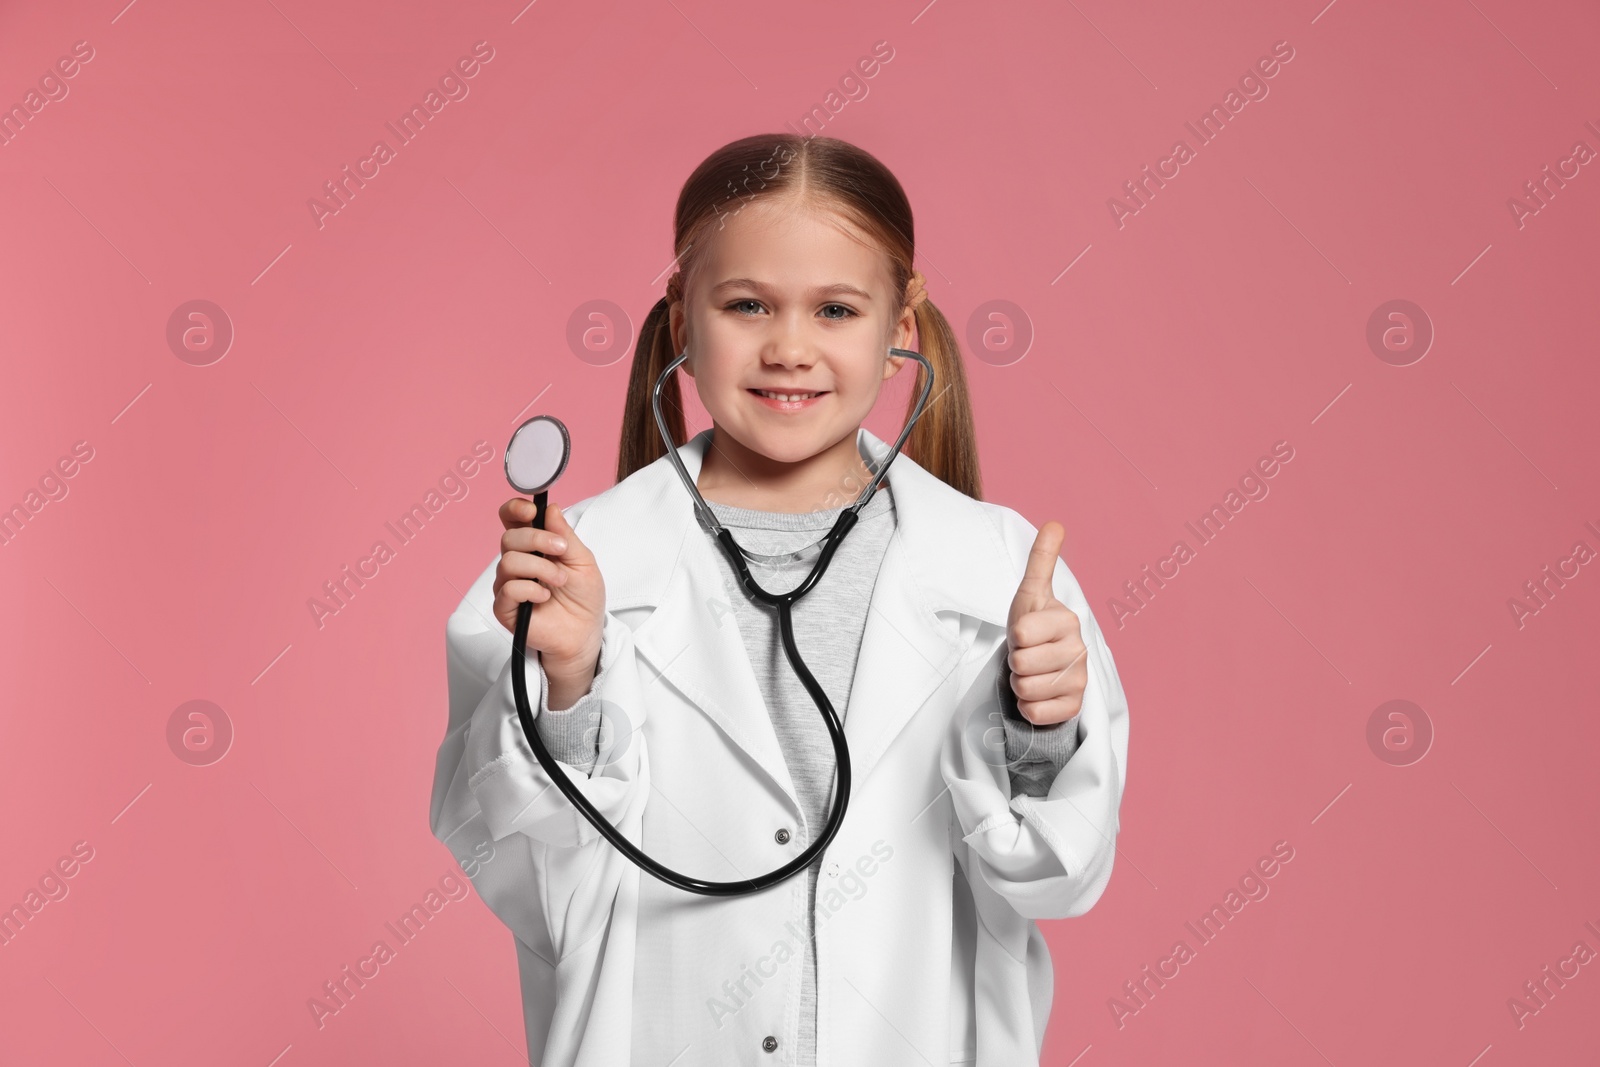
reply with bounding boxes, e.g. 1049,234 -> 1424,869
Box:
510,489 -> 855,896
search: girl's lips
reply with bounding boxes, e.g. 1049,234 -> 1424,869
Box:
748,389 -> 828,412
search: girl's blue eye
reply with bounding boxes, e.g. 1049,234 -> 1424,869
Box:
724,300 -> 858,319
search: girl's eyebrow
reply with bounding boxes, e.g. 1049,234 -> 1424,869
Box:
710,277 -> 874,301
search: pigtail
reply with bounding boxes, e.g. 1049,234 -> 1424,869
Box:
901,298 -> 983,501
616,296 -> 687,484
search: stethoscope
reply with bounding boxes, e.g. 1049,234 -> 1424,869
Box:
502,346 -> 934,897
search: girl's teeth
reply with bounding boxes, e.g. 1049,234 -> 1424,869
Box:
758,390 -> 817,401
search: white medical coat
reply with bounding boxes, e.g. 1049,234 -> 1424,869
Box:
429,426 -> 1131,1066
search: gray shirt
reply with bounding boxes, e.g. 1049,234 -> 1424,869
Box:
533,481 -> 1080,1065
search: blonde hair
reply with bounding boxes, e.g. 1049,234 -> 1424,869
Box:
616,133 -> 982,500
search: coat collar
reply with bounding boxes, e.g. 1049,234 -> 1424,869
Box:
576,426 -> 1018,814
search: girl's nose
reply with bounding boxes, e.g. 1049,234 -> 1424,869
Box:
761,347 -> 813,371
760,324 -> 816,369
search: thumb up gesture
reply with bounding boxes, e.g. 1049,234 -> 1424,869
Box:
1006,521 -> 1089,726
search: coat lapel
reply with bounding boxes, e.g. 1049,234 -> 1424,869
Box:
574,426 -> 1020,812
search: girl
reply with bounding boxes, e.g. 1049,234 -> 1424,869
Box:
430,133 -> 1130,1067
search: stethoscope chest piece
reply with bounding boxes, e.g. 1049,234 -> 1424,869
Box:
506,414 -> 570,495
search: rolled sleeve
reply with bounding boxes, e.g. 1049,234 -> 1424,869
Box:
534,648 -> 608,774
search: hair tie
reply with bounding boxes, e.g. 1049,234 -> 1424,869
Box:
904,269 -> 928,310
665,270 -> 684,305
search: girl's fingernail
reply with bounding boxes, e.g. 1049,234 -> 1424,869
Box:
552,538 -> 568,551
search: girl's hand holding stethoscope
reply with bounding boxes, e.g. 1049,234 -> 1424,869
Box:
1005,521 -> 1090,726
493,498 -> 607,682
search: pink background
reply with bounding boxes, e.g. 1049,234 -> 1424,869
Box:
3,0 -> 1598,1063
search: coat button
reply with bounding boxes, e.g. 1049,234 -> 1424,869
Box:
762,1035 -> 778,1053
825,861 -> 841,877
774,827 -> 790,844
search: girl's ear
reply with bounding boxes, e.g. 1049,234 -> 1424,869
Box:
892,301 -> 917,351
669,301 -> 693,375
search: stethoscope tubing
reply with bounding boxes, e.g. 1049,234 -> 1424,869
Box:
510,491 -> 857,896
508,345 -> 934,896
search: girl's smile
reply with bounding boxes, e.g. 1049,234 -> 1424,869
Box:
747,387 -> 830,412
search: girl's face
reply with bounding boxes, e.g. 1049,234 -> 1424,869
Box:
669,198 -> 917,500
